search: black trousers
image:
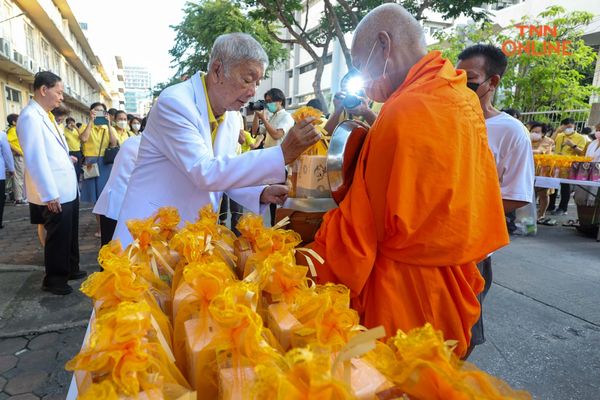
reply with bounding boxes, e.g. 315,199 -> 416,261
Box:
218,194 -> 243,236
100,214 -> 117,246
470,256 -> 493,346
269,203 -> 277,227
0,179 -> 5,226
69,150 -> 83,183
39,197 -> 80,287
548,183 -> 571,212
558,183 -> 571,212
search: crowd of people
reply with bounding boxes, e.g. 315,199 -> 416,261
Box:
527,117 -> 600,225
1,3 -> 599,362
0,74 -> 145,294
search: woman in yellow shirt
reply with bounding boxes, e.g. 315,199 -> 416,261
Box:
79,102 -> 117,237
114,110 -> 132,144
129,116 -> 142,136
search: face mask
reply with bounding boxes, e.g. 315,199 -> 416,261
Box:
266,102 -> 277,113
530,132 -> 542,141
595,131 -> 600,140
360,40 -> 392,102
564,128 -> 574,135
132,123 -> 141,131
466,76 -> 491,96
116,121 -> 128,129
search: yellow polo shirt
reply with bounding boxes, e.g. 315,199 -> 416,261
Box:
115,129 -> 131,145
80,124 -> 111,157
555,132 -> 587,156
240,131 -> 256,153
64,127 -> 81,152
201,74 -> 225,144
6,126 -> 22,155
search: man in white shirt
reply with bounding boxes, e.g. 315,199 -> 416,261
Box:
17,71 -> 85,295
251,87 -> 295,225
114,34 -> 320,246
456,44 -> 534,352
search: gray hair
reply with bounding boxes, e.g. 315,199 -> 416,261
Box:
208,33 -> 269,75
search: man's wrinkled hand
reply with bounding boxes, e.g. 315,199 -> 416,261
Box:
280,117 -> 321,165
260,184 -> 289,206
47,199 -> 62,214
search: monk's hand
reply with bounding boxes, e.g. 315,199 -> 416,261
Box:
260,184 -> 289,206
281,117 -> 321,165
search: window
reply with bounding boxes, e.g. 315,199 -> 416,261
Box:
2,1 -> 13,39
52,51 -> 60,74
5,86 -> 21,103
40,39 -> 50,69
298,54 -> 333,74
25,24 -> 35,58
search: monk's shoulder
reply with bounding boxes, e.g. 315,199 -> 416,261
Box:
379,86 -> 476,129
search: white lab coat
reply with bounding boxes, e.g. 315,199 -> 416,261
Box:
114,72 -> 286,246
0,130 -> 15,180
93,135 -> 141,220
16,100 -> 77,205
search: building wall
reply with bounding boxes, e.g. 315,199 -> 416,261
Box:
0,0 -> 112,126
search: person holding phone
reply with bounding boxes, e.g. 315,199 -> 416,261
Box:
79,102 -> 117,238
323,72 -> 379,136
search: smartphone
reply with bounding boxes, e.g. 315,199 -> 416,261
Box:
93,111 -> 108,126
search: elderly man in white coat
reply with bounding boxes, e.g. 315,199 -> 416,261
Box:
114,33 -> 320,246
17,71 -> 86,295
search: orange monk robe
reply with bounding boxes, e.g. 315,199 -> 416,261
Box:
310,51 -> 509,357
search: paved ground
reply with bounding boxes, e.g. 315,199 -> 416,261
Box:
0,200 -> 598,399
0,202 -> 98,399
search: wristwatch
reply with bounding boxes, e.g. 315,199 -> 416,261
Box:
572,144 -> 577,149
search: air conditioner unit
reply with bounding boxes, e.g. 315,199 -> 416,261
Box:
12,50 -> 24,66
0,38 -> 11,58
31,60 -> 40,73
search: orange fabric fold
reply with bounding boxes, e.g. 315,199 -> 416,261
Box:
311,51 -> 509,357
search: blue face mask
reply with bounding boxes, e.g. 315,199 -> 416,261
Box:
266,102 -> 277,113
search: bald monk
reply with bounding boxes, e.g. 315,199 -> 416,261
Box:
308,4 -> 509,357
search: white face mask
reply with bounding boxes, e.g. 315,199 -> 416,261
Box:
564,127 -> 574,135
530,132 -> 542,141
116,121 -> 128,129
360,40 -> 392,102
132,123 -> 141,131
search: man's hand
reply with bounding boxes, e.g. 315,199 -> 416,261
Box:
70,156 -> 78,164
332,92 -> 345,113
255,110 -> 266,121
348,97 -> 377,125
280,117 -> 321,165
89,109 -> 97,125
260,185 -> 289,206
564,138 -> 575,147
47,199 -> 62,213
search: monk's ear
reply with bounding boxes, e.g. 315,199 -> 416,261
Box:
377,31 -> 392,59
